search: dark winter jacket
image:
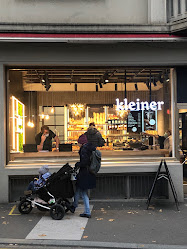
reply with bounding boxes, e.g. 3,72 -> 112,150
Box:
75,143 -> 96,190
85,127 -> 105,147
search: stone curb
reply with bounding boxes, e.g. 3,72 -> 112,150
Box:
0,238 -> 187,249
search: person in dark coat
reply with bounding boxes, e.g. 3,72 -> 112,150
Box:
85,122 -> 105,148
70,134 -> 96,218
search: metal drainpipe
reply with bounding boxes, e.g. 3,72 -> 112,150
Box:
171,68 -> 176,158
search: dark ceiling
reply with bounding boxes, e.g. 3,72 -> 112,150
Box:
10,66 -> 170,85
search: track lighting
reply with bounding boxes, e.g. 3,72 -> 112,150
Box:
43,72 -> 51,91
158,74 -> 164,84
75,83 -> 77,92
96,84 -> 98,92
164,72 -> 170,82
135,83 -> 138,91
102,72 -> 109,84
115,83 -> 118,91
45,84 -> 51,91
99,82 -> 103,88
146,81 -> 150,90
153,79 -> 157,86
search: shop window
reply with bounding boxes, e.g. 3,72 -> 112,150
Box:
7,67 -> 173,165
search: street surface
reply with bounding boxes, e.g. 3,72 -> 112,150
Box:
0,200 -> 187,248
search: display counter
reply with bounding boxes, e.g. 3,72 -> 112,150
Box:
10,149 -> 169,162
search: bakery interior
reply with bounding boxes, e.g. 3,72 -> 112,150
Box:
7,66 -> 172,164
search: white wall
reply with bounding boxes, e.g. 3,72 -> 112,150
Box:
148,0 -> 167,24
0,0 -> 149,24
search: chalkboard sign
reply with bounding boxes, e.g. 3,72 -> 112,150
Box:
127,111 -> 142,133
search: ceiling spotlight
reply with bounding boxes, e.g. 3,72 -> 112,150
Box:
45,84 -> 51,91
43,71 -> 51,91
115,83 -> 118,91
96,84 -> 98,92
103,72 -> 109,84
135,83 -> 138,91
153,79 -> 157,86
75,83 -> 77,92
164,72 -> 170,82
99,82 -> 103,88
146,81 -> 150,90
159,75 -> 164,84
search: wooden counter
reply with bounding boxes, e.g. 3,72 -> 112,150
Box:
10,149 -> 169,161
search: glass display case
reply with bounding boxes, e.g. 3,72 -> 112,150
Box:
88,106 -> 107,139
66,104 -> 159,151
67,106 -> 88,143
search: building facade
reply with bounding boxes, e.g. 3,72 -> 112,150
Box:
0,0 -> 187,203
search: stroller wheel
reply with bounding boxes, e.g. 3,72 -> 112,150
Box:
50,204 -> 65,220
18,199 -> 33,214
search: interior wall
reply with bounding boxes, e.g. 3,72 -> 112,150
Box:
24,92 -> 38,144
37,90 -> 161,106
9,71 -> 24,102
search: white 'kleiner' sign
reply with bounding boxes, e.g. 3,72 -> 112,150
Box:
116,98 -> 164,111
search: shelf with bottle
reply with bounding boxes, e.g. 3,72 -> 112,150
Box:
67,110 -> 88,142
67,106 -> 109,142
68,116 -> 88,130
107,133 -> 142,137
88,112 -> 105,125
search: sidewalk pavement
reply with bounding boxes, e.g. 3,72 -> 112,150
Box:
0,199 -> 187,249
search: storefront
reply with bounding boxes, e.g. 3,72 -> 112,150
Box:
0,35 -> 185,202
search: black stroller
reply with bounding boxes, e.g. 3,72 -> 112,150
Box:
18,163 -> 76,220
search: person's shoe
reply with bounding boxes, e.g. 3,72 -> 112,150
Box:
79,213 -> 91,218
69,205 -> 75,213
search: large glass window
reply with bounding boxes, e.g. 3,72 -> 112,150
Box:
7,67 -> 173,165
